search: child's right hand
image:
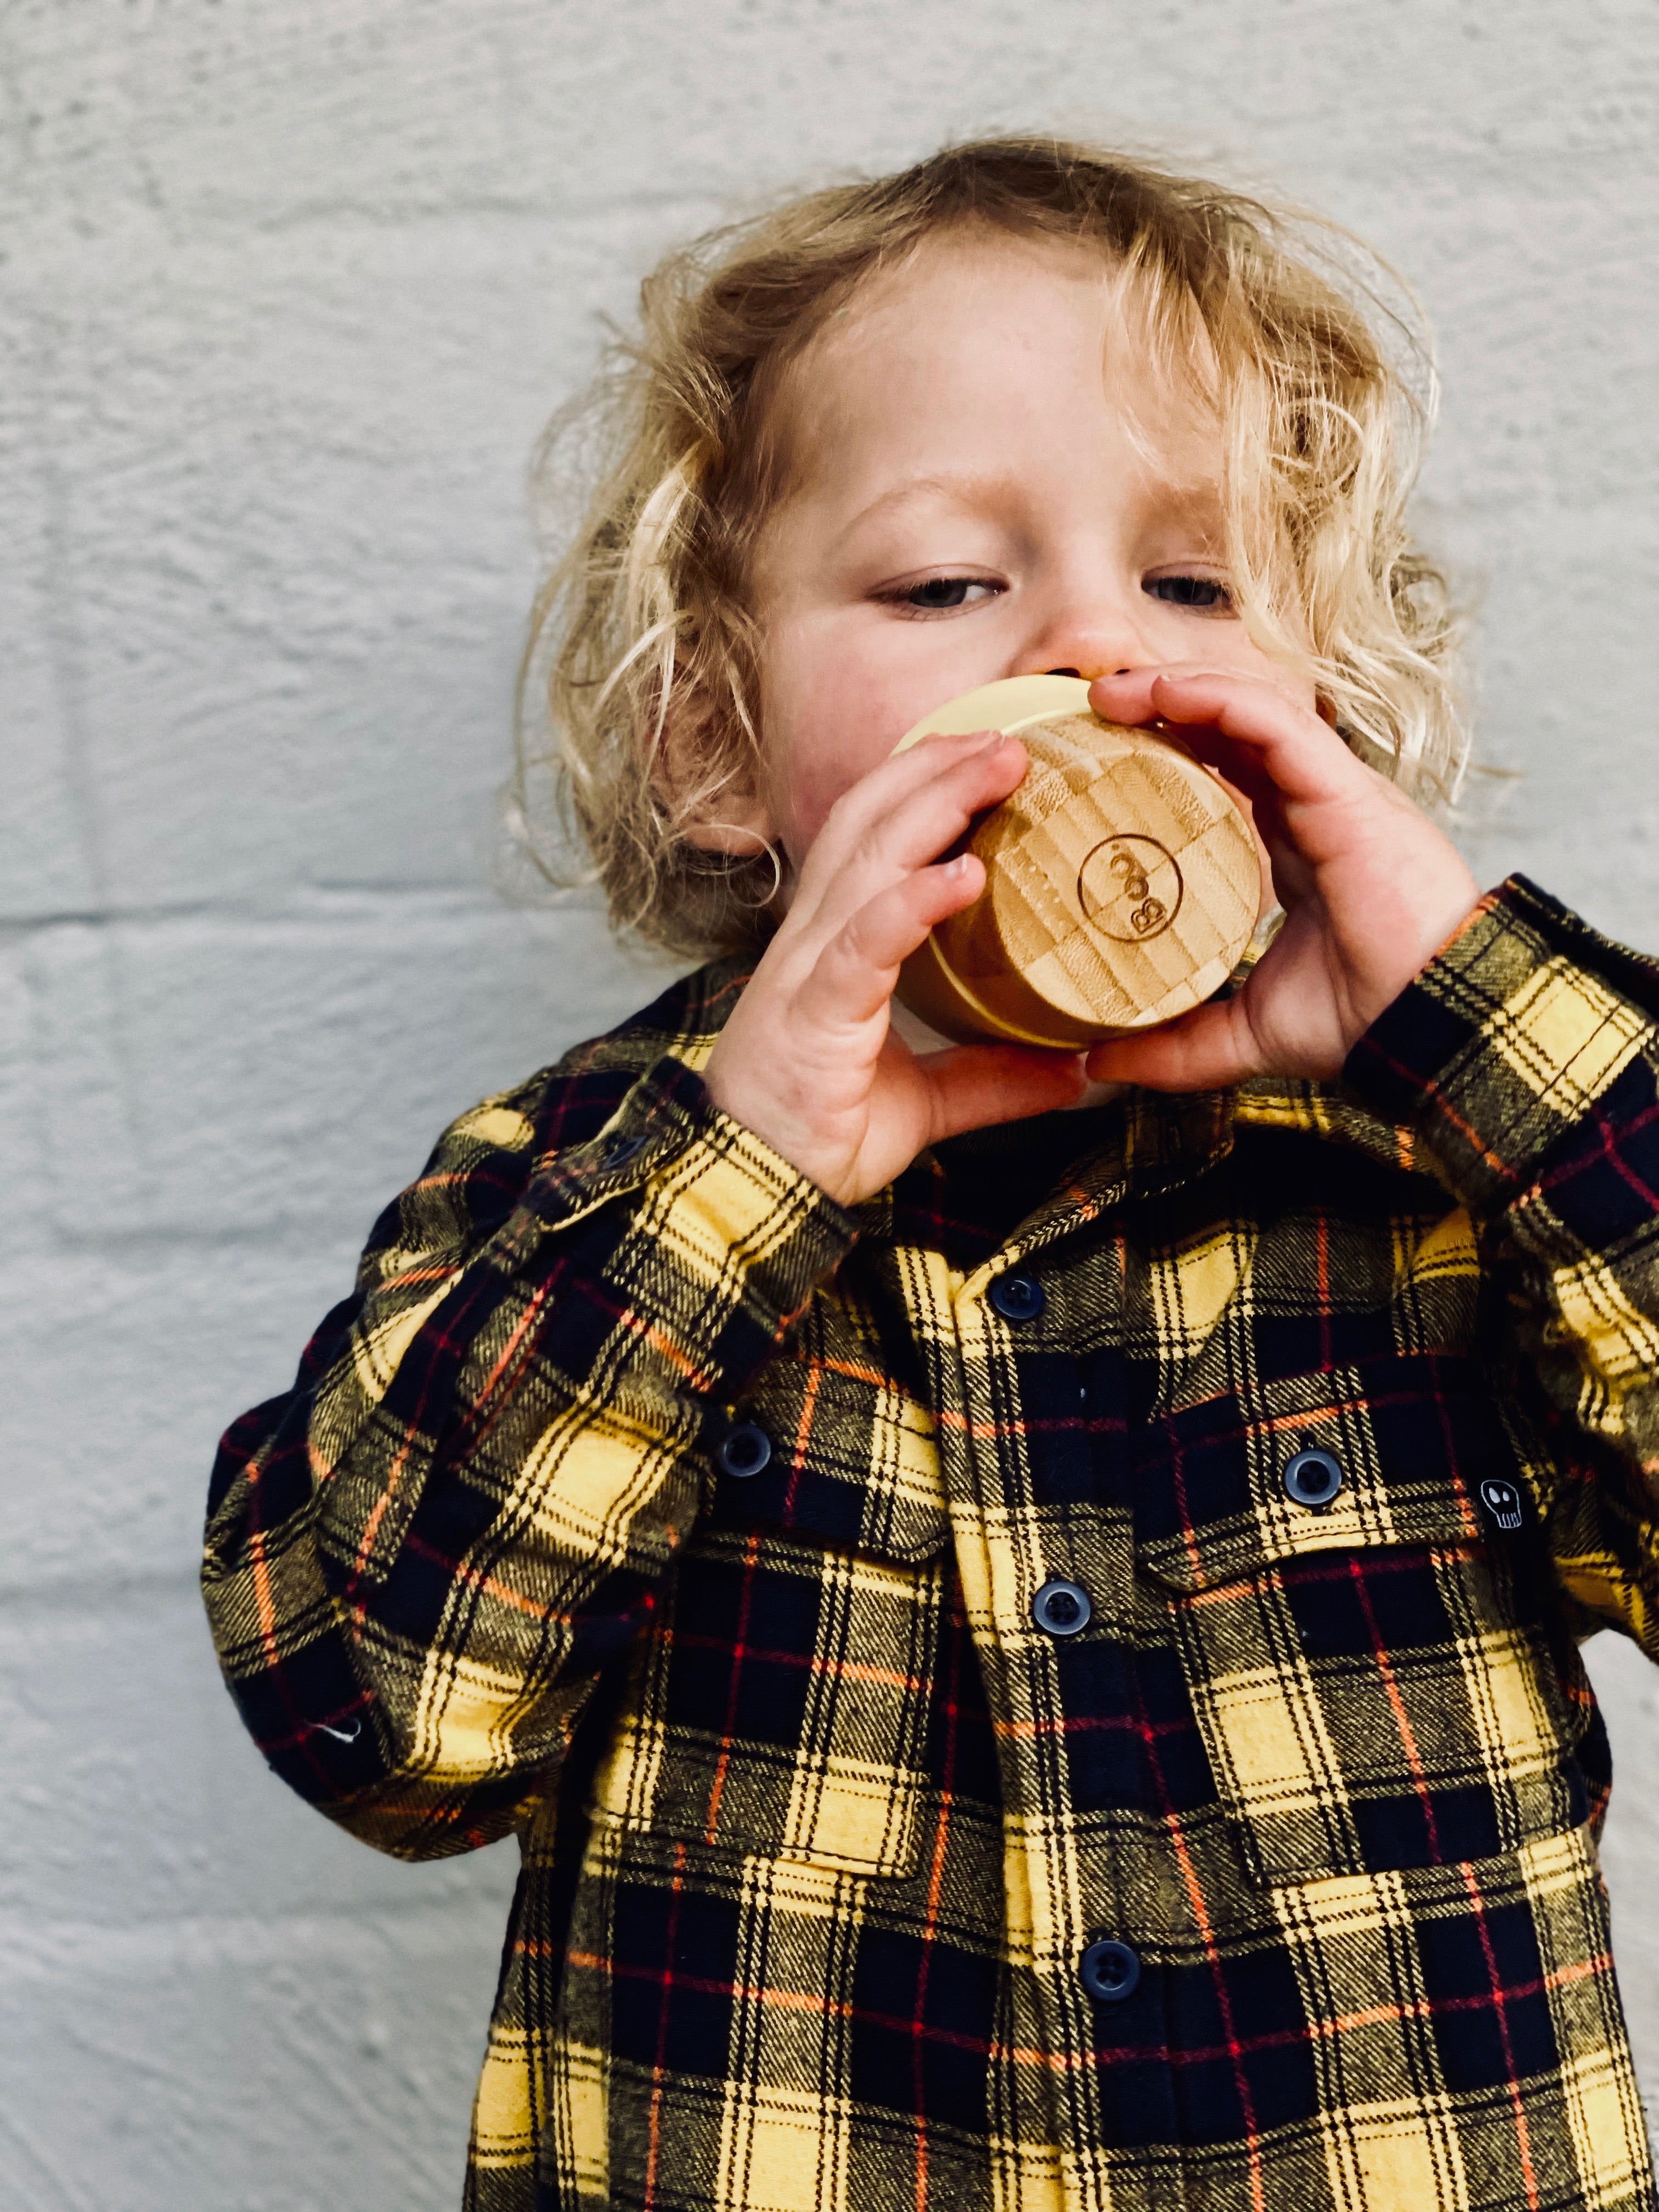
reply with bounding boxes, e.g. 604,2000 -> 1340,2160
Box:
703,727 -> 1086,1207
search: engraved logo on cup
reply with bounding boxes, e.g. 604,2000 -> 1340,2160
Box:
1077,835 -> 1183,943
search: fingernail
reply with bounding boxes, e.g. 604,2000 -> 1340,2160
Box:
975,729 -> 1006,752
945,852 -> 972,876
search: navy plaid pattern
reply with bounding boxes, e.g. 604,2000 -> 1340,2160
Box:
205,878 -> 1659,2210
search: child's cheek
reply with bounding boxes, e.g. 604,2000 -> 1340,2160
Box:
764,671 -> 914,867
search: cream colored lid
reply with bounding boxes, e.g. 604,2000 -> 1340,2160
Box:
890,674 -> 1096,754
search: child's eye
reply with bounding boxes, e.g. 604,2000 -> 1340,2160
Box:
1143,573 -> 1234,613
884,576 -> 1003,617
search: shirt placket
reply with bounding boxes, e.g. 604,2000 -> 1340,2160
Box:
906,1225 -> 1189,2212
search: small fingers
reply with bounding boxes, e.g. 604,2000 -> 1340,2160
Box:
1084,997 -> 1265,1093
820,726 -> 1014,850
1089,669 -> 1369,809
916,1044 -> 1087,1142
799,854 -> 985,1028
792,730 -> 1026,927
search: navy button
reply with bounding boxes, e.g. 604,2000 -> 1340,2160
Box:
1080,1937 -> 1141,2004
989,1272 -> 1045,1323
1031,1579 -> 1092,1637
1283,1447 -> 1344,1509
717,1423 -> 772,1480
601,1130 -> 645,1166
1479,1477 -> 1525,1531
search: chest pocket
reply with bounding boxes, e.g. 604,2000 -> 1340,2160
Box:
1134,1353 -> 1586,1888
586,1355 -> 949,1879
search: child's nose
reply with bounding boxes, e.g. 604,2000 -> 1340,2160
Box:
1020,639 -> 1153,681
1019,603 -> 1155,685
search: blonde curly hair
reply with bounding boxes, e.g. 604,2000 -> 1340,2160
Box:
516,136 -> 1465,959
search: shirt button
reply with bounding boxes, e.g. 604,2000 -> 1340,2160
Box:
1283,1447 -> 1344,1509
1080,1937 -> 1141,2004
1031,1579 -> 1092,1637
717,1423 -> 772,1480
1479,1477 -> 1525,1531
601,1130 -> 645,1166
989,1272 -> 1046,1323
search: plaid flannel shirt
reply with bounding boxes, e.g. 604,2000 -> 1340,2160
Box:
204,875 -> 1659,2212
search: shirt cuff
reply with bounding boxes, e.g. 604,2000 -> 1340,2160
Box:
1342,875 -> 1659,1215
527,1054 -> 860,1403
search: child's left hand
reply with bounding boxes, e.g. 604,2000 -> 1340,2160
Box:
1083,667 -> 1480,1092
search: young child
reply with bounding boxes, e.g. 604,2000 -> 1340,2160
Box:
204,140 -> 1659,2212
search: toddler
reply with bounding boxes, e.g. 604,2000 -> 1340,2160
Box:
204,139 -> 1659,2212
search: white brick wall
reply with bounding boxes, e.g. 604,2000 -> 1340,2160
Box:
2,3 -> 1654,2203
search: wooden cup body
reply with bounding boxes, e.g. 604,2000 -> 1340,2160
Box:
892,678 -> 1261,1049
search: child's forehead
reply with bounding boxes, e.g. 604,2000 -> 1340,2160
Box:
841,225 -> 1113,325
798,230 -> 1131,392
768,226 -> 1222,504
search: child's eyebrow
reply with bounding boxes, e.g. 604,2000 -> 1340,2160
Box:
827,470 -> 1025,552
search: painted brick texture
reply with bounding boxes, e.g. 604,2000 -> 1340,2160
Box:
2,3 -> 1655,2204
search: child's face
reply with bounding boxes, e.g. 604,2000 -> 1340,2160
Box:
743,229 -> 1311,882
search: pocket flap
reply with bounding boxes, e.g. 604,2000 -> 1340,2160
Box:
703,1355 -> 949,1565
1133,1353 -> 1514,1592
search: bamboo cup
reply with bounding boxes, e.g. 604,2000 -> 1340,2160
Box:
893,675 -> 1262,1049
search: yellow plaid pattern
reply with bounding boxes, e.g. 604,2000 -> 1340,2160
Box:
202,880 -> 1659,2209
